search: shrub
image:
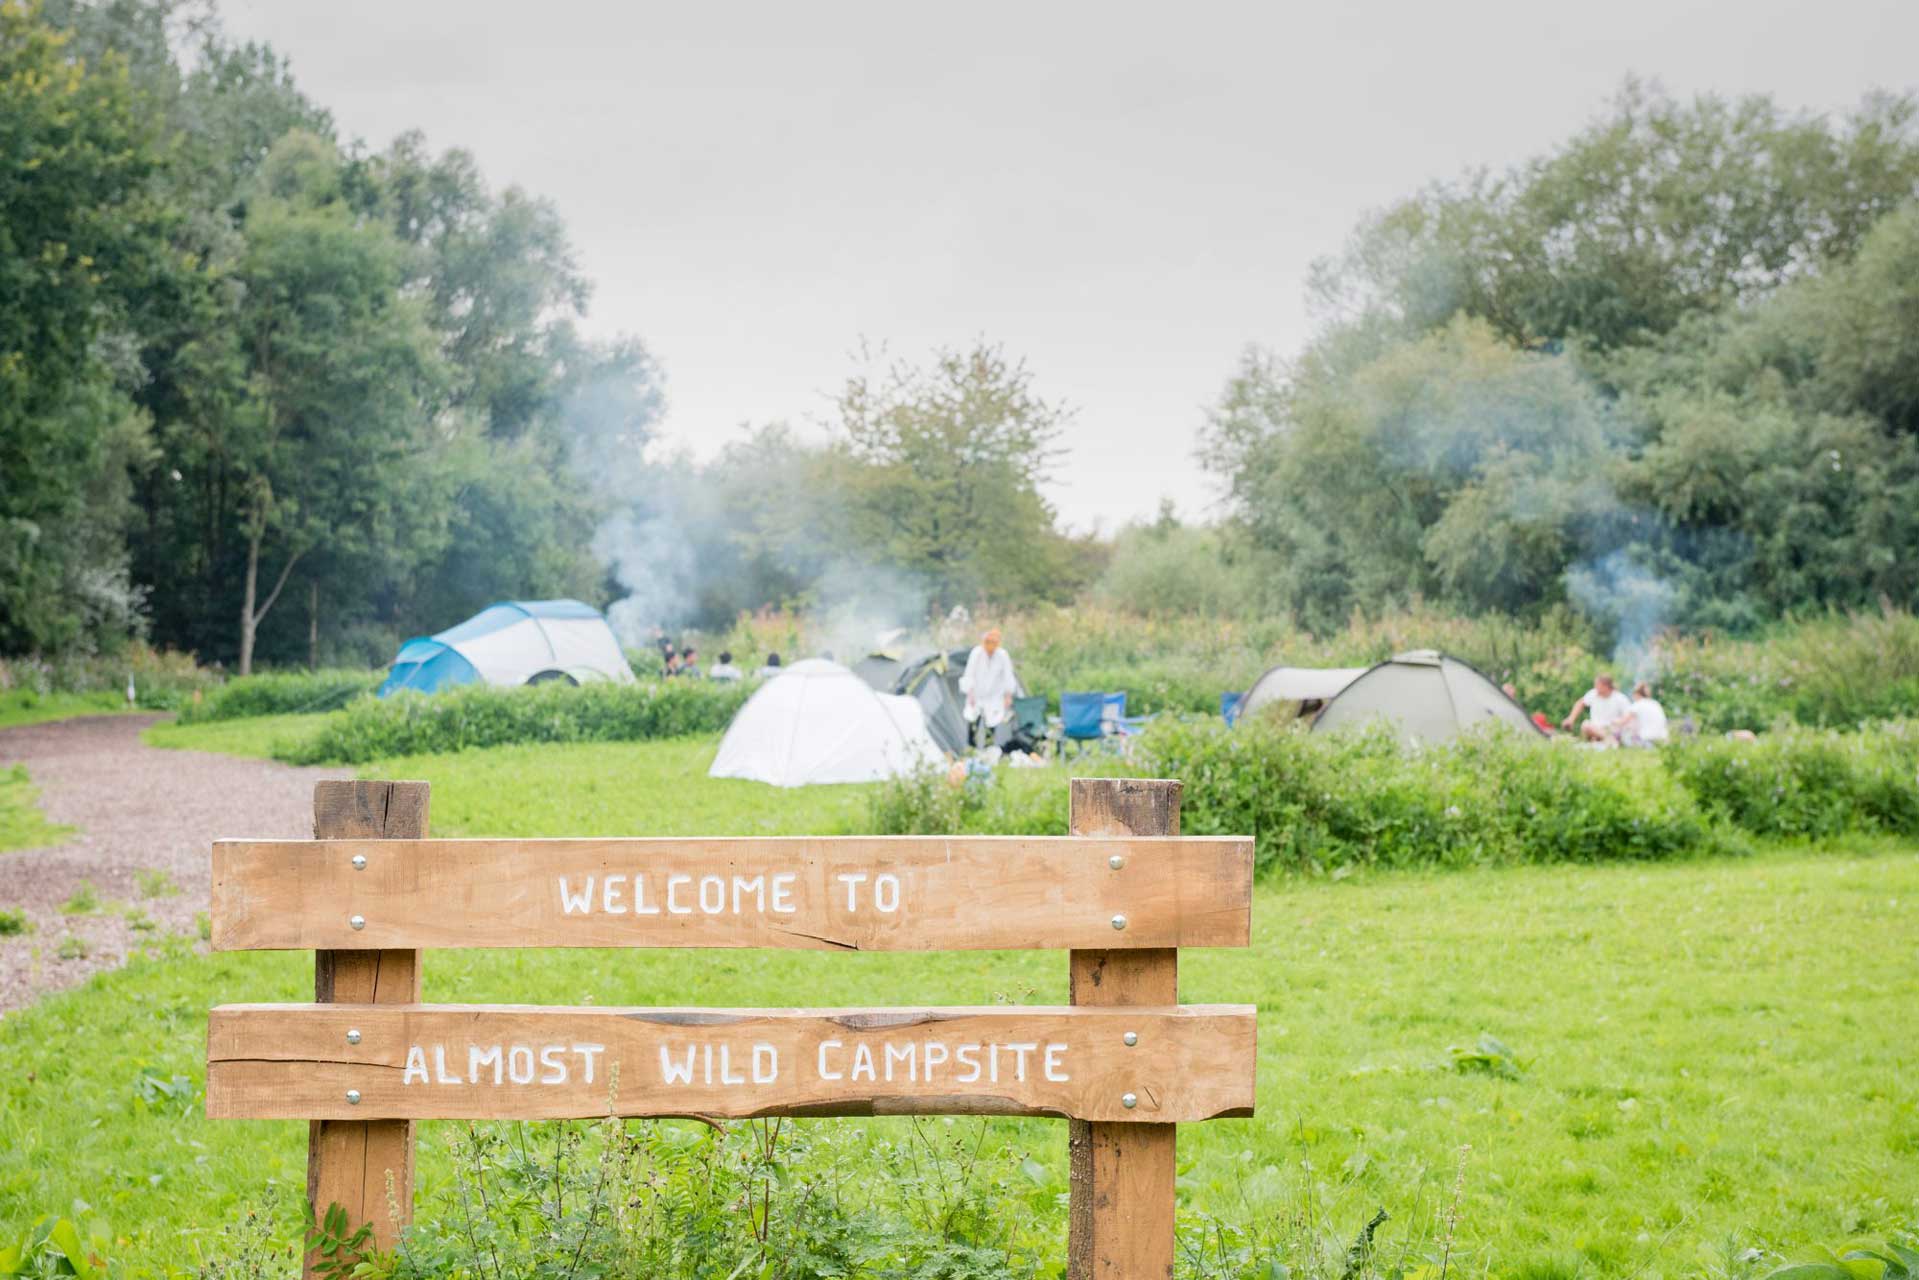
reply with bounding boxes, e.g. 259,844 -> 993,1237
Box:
1655,608 -> 1919,733
1137,718 -> 1727,874
177,668 -> 382,723
278,678 -> 755,765
1662,722 -> 1919,839
866,761 -> 1070,836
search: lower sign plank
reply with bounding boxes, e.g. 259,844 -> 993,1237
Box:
207,1004 -> 1256,1125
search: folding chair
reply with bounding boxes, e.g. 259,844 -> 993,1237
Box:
1059,691 -> 1108,758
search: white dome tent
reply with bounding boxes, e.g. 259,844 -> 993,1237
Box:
709,659 -> 943,787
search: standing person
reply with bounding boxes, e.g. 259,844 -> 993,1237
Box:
959,628 -> 1018,749
709,651 -> 743,681
1561,671 -> 1633,743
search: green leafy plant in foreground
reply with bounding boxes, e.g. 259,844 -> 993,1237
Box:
0,1213 -> 110,1278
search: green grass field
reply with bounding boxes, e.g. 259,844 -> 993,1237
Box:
0,762 -> 73,853
2,721 -> 1911,1275
0,688 -> 126,731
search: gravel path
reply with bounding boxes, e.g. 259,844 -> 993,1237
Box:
0,715 -> 348,1015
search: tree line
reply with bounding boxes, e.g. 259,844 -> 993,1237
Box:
8,2 -> 1917,673
1202,81 -> 1919,634
2,1 -> 1082,671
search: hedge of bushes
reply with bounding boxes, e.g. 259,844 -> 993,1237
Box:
1662,722 -> 1919,839
175,668 -> 383,723
1138,719 -> 1733,874
277,678 -> 755,765
868,717 -> 1919,874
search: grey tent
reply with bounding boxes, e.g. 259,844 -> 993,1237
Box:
852,653 -> 910,691
1237,665 -> 1368,721
893,649 -> 972,756
1311,650 -> 1543,746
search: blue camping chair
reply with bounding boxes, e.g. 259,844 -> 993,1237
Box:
1101,691 -> 1149,736
1059,692 -> 1108,757
1221,691 -> 1243,726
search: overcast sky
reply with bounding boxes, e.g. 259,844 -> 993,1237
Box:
222,0 -> 1917,531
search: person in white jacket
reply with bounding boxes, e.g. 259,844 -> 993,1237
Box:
959,628 -> 1018,748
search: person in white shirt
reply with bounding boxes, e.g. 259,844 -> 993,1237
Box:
1618,681 -> 1670,747
959,628 -> 1018,748
707,650 -> 743,682
1562,671 -> 1634,743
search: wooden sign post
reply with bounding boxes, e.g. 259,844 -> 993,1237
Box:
208,777 -> 1254,1279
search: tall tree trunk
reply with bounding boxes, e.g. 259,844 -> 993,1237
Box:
308,580 -> 319,671
238,530 -> 301,678
240,529 -> 260,677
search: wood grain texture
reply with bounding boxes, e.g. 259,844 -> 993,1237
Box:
305,780 -> 427,1275
211,834 -> 1253,952
207,1003 -> 1257,1124
1069,778 -> 1184,1280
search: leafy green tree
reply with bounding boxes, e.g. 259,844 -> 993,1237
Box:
215,132 -> 442,673
0,1 -> 159,652
832,341 -> 1083,607
1205,318 -> 1616,627
1312,82 -> 1919,353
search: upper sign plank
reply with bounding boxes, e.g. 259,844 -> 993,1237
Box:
210,835 -> 1252,953
206,1003 -> 1257,1124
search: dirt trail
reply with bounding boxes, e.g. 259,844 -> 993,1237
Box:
0,715 -> 347,1015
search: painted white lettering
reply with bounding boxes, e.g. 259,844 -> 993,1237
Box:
699,875 -> 726,914
575,1043 -> 604,1084
633,874 -> 660,915
884,1042 -> 915,1082
1044,1043 -> 1069,1083
720,1044 -> 745,1086
667,874 -> 692,915
731,874 -> 765,914
956,1044 -> 982,1083
558,876 -> 594,915
817,1039 -> 844,1080
433,1045 -> 460,1085
702,1044 -> 714,1084
539,1045 -> 567,1085
470,1044 -> 503,1085
851,1042 -> 876,1082
771,873 -> 797,913
922,1042 -> 949,1081
403,1046 -> 428,1086
989,1043 -> 1000,1084
601,874 -> 627,915
1005,1043 -> 1036,1082
836,872 -> 867,911
752,1042 -> 778,1084
660,1045 -> 696,1085
508,1045 -> 535,1085
874,873 -> 900,913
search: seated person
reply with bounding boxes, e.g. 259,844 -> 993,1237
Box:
708,650 -> 743,681
1618,681 -> 1670,747
1561,672 -> 1633,743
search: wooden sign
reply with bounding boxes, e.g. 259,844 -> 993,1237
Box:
210,835 -> 1252,953
207,1002 -> 1257,1125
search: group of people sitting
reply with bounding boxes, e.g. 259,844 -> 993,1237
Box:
1515,671 -> 1669,747
657,640 -> 781,683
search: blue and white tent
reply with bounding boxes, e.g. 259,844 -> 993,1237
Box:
378,600 -> 635,697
